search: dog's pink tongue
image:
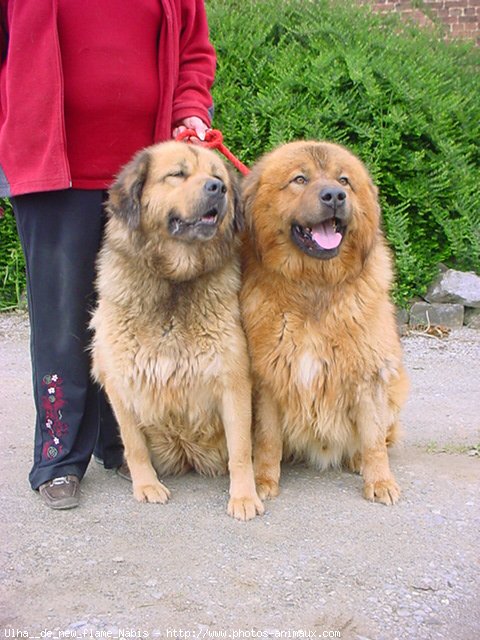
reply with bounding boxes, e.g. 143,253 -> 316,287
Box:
311,220 -> 342,250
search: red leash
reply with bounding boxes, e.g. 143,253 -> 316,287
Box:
175,129 -> 250,176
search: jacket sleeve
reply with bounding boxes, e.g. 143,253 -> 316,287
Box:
171,0 -> 216,127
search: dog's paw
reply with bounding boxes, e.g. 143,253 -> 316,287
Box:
255,477 -> 280,501
133,481 -> 171,504
363,476 -> 400,505
228,494 -> 265,521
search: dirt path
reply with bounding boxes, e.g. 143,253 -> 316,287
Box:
0,313 -> 479,640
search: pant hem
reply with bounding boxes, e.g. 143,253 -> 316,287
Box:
30,462 -> 89,491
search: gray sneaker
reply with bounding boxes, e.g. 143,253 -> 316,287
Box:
39,475 -> 80,510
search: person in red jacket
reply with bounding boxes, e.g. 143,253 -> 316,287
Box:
0,0 -> 216,509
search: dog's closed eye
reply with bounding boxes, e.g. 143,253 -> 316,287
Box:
167,170 -> 187,179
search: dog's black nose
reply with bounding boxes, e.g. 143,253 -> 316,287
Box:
320,187 -> 346,208
204,178 -> 226,195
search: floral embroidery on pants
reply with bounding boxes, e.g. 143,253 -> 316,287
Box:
41,374 -> 68,460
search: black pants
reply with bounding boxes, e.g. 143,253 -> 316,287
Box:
13,189 -> 124,489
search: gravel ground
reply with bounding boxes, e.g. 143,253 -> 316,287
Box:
0,312 -> 479,640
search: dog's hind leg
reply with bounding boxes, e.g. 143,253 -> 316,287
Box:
104,383 -> 171,504
355,387 -> 400,505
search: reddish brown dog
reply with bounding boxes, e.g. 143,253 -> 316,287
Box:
240,141 -> 409,504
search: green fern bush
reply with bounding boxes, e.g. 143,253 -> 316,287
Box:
207,0 -> 480,304
0,200 -> 25,310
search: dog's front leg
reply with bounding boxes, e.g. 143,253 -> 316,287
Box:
252,385 -> 283,500
105,383 -> 171,504
356,388 -> 400,505
221,381 -> 264,521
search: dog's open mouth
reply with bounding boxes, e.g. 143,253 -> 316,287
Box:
291,217 -> 346,259
168,207 -> 220,239
199,208 -> 219,225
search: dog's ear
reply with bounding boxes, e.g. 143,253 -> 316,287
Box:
241,162 -> 262,232
107,149 -> 150,229
228,168 -> 244,233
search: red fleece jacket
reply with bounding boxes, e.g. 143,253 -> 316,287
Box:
0,0 -> 216,196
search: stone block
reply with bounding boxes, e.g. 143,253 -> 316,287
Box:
425,268 -> 480,308
464,307 -> 480,330
409,302 -> 464,328
396,307 -> 409,326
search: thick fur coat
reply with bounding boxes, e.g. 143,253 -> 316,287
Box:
240,141 -> 409,504
91,141 -> 263,520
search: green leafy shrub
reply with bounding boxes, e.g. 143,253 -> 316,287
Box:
0,199 -> 25,310
207,0 -> 480,304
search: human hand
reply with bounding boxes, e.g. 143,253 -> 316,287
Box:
172,116 -> 210,142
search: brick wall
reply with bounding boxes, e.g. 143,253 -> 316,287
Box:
363,0 -> 479,45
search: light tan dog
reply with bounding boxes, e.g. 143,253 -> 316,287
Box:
240,140 -> 409,505
91,141 -> 263,520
